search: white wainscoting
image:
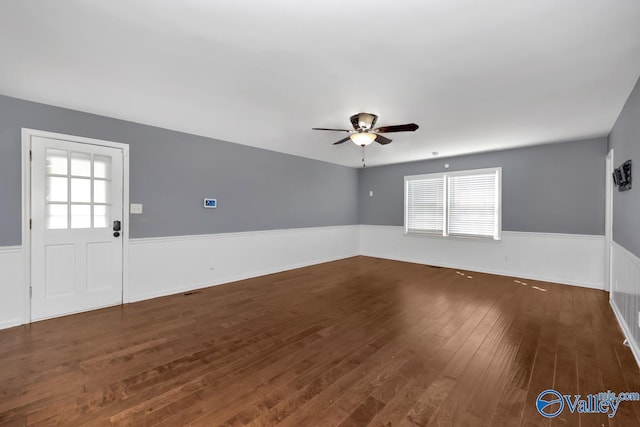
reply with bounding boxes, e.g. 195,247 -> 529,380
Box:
127,225 -> 359,302
359,225 -> 606,289
610,241 -> 640,368
0,246 -> 24,329
0,224 -> 609,331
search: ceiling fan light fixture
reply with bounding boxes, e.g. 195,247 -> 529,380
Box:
350,132 -> 377,146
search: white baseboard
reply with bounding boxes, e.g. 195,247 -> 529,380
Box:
0,246 -> 24,330
611,241 -> 640,369
127,225 -> 360,302
0,318 -> 22,330
610,297 -> 640,369
358,225 -> 606,289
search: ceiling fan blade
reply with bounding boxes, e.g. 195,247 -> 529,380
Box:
374,123 -> 419,133
375,134 -> 393,145
332,136 -> 351,145
312,127 -> 351,132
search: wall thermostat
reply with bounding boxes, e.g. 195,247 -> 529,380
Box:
203,198 -> 217,208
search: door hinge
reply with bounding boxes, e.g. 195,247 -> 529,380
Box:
29,150 -> 32,161
29,219 -> 32,230
29,286 -> 32,299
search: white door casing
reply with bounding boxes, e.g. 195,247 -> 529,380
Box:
25,130 -> 129,321
605,149 -> 614,294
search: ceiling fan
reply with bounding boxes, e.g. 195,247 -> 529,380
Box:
312,112 -> 419,167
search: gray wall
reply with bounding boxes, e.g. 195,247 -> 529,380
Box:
358,138 -> 608,235
609,75 -> 640,257
0,93 -> 611,247
0,95 -> 358,246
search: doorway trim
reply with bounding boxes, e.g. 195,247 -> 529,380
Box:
21,128 -> 130,324
605,149 -> 614,294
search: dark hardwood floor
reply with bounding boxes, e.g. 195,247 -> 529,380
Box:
1,256 -> 639,426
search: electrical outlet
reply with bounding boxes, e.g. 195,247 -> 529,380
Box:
210,259 -> 215,271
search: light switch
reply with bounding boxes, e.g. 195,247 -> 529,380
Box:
369,190 -> 373,197
130,203 -> 143,214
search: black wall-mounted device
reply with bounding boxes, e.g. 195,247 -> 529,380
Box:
613,160 -> 632,191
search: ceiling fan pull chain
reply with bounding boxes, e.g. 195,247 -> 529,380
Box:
362,145 -> 366,168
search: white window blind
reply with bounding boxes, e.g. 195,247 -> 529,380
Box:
405,177 -> 444,234
404,167 -> 501,240
448,171 -> 499,238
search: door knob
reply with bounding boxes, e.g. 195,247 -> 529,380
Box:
113,220 -> 121,238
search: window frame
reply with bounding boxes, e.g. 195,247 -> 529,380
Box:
404,167 -> 502,240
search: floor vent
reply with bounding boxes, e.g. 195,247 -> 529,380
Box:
183,290 -> 203,296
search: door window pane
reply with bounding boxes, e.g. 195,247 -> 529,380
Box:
71,178 -> 91,203
93,155 -> 111,179
46,177 -> 68,202
71,152 -> 91,177
46,204 -> 68,229
46,149 -> 68,175
93,205 -> 110,228
71,204 -> 91,228
93,180 -> 111,204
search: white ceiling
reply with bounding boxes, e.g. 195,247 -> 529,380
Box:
1,1 -> 640,168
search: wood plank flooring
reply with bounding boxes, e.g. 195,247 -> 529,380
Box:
1,256 -> 639,426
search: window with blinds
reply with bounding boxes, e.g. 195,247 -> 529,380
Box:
405,176 -> 445,234
404,167 -> 501,240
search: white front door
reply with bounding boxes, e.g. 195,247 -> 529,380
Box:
30,135 -> 124,320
